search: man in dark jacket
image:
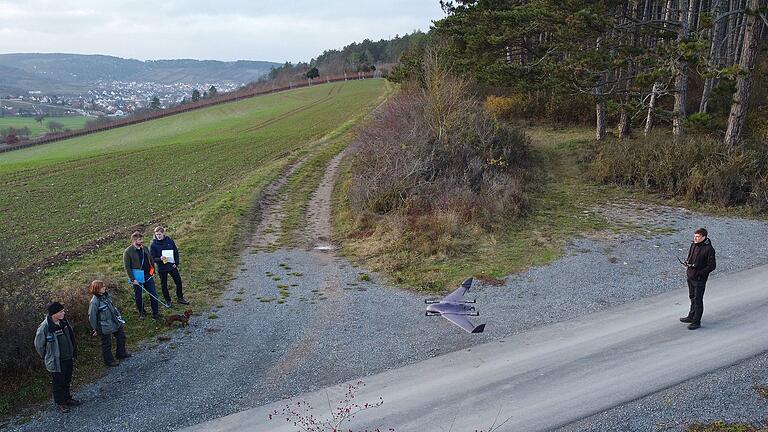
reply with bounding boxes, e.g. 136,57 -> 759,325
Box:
124,231 -> 160,319
680,228 -> 717,330
150,226 -> 190,307
34,302 -> 81,413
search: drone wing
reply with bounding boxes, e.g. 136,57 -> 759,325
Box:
442,277 -> 473,303
443,313 -> 485,333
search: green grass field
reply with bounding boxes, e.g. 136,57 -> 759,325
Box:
0,79 -> 389,417
1,80 -> 387,268
0,116 -> 88,138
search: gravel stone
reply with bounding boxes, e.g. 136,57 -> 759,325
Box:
6,202 -> 768,431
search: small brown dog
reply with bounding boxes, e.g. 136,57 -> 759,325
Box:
165,309 -> 192,327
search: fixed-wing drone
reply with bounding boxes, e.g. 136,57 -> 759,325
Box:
425,277 -> 485,333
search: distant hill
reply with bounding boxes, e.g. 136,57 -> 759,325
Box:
0,53 -> 281,95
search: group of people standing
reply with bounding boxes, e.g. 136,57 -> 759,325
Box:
123,226 -> 190,320
32,227 -> 716,414
33,226 -> 190,413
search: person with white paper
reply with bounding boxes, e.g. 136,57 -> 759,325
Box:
151,226 -> 190,307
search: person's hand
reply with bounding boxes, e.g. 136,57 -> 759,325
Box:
91,330 -> 98,337
172,264 -> 177,269
131,279 -> 139,286
161,256 -> 168,264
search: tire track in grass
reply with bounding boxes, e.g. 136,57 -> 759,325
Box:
241,84 -> 338,133
249,160 -> 308,250
2,86 -> 347,267
1,86 -> 337,186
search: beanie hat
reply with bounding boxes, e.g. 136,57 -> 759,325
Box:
47,302 -> 64,316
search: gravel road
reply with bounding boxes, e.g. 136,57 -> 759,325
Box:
5,198 -> 767,431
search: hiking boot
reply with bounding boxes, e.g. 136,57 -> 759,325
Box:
687,323 -> 701,330
65,398 -> 81,406
139,312 -> 147,320
679,317 -> 694,323
105,360 -> 120,367
116,353 -> 132,359
57,404 -> 70,414
152,313 -> 162,320
178,298 -> 190,305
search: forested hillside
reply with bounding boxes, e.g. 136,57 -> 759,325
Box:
259,31 -> 427,84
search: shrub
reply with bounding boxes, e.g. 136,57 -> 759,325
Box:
349,49 -> 531,257
545,93 -> 594,125
588,133 -> 768,210
0,247 -> 49,375
484,94 -> 531,121
351,69 -> 529,224
0,241 -> 96,377
683,112 -> 718,134
483,92 -> 593,125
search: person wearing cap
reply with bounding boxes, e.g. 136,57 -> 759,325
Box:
34,301 -> 80,413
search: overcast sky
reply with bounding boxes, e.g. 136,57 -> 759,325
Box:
0,0 -> 445,63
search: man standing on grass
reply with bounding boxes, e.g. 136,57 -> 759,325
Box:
124,231 -> 160,320
34,302 -> 81,413
150,226 -> 190,307
680,228 -> 717,330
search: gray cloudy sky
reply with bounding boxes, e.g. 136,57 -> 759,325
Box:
0,0 -> 444,62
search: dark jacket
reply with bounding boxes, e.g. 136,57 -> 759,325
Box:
88,292 -> 124,335
686,238 -> 716,282
123,245 -> 152,282
34,316 -> 77,372
150,236 -> 180,273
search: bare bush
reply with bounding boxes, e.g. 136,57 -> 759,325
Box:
588,134 -> 768,210
269,380 -> 391,432
0,242 -> 95,376
0,246 -> 49,374
350,48 -> 530,230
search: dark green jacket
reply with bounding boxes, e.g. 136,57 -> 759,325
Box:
123,245 -> 152,282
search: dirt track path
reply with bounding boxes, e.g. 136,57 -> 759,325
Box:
303,148 -> 349,250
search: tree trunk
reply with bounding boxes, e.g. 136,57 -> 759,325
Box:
645,82 -> 659,136
673,0 -> 691,139
688,0 -> 700,32
596,99 -> 607,140
734,2 -> 747,62
618,106 -> 632,138
727,0 -> 738,65
724,0 -> 763,146
700,0 -> 724,113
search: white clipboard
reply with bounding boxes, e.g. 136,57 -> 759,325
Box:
161,250 -> 175,264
